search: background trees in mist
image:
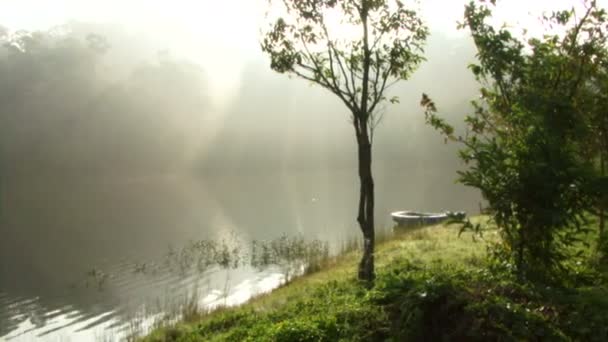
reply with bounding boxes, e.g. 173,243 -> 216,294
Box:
0,21 -> 478,183
0,23 -> 208,177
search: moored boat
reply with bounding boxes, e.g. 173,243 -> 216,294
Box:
391,210 -> 465,228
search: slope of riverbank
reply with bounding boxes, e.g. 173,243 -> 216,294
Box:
142,218 -> 608,341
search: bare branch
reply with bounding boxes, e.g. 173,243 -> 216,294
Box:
298,35 -> 356,112
551,3 -> 595,92
368,69 -> 392,114
318,17 -> 358,109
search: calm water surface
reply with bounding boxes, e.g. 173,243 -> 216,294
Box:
0,168 -> 478,341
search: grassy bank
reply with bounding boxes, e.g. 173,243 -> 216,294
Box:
142,218 -> 608,341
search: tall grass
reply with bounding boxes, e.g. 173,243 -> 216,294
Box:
94,233 -> 334,341
250,235 -> 330,280
107,224 -> 483,341
339,226 -> 394,255
140,221 -> 501,342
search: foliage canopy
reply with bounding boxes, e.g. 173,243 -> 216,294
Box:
423,0 -> 608,281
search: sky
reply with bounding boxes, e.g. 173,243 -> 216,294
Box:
1,0 -> 605,57
1,0 -> 603,35
0,0 -> 605,106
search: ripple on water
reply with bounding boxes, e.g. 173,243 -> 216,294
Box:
37,310 -> 117,337
1,256 -> 290,341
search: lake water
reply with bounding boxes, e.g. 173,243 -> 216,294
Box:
0,166 -> 478,341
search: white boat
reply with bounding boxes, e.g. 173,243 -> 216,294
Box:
391,210 -> 465,227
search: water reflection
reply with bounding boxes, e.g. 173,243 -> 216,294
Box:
0,169 -> 478,340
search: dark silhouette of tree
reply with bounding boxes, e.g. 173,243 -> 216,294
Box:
262,0 -> 428,282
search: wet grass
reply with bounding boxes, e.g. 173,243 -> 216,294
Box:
104,234 -> 335,341
140,216 -> 608,341
140,217 -> 498,341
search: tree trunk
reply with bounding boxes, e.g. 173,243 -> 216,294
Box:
356,124 -> 375,282
517,224 -> 525,281
356,1 -> 374,283
600,150 -> 605,248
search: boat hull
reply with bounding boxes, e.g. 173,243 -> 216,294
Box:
391,211 -> 447,227
391,210 -> 465,229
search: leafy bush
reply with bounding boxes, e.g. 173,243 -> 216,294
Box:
371,260 -> 608,341
423,0 -> 607,281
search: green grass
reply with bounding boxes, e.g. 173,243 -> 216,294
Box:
141,217 -> 608,341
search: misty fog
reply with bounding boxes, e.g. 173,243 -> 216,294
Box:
0,20 -> 480,177
0,9 -> 481,341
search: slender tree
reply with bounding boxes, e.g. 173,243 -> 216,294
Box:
261,0 -> 427,282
